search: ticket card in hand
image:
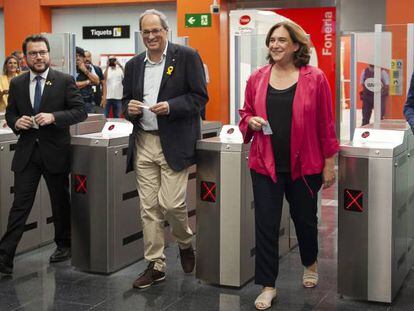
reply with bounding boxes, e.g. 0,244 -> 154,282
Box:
31,116 -> 39,129
262,122 -> 273,135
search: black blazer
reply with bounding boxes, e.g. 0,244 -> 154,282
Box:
122,42 -> 209,172
5,68 -> 87,173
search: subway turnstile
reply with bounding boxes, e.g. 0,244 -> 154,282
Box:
338,121 -> 413,303
164,121 -> 222,244
70,113 -> 106,135
71,120 -> 143,274
195,136 -> 254,287
0,127 -> 43,254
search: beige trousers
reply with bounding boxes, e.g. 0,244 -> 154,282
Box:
134,130 -> 193,272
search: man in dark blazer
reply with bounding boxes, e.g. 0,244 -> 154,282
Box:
0,35 -> 87,275
123,9 -> 208,289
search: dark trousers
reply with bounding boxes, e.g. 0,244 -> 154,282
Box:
362,97 -> 386,126
251,171 -> 322,287
0,145 -> 71,265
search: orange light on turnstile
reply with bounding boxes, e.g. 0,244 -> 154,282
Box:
74,174 -> 87,194
201,181 -> 216,202
344,189 -> 363,212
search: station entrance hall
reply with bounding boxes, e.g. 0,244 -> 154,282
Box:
1,0 -> 414,310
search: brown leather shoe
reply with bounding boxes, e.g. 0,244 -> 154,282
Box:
133,262 -> 165,289
179,245 -> 195,273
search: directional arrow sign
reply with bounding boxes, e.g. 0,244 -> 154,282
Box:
185,13 -> 212,28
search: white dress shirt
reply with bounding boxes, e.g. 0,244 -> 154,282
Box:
140,42 -> 169,131
29,68 -> 49,109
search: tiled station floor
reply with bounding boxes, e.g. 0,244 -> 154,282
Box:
0,182 -> 413,310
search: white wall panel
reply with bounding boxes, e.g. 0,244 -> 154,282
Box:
52,4 -> 177,64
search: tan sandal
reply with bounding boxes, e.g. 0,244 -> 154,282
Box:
254,288 -> 277,310
303,264 -> 318,288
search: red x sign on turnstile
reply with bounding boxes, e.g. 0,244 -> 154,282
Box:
74,174 -> 87,194
344,189 -> 363,212
201,181 -> 216,202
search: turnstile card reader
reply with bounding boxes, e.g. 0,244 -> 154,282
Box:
338,121 -> 412,303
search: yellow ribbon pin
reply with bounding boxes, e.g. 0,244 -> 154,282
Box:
166,66 -> 174,75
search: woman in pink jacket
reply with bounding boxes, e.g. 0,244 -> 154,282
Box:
239,21 -> 339,310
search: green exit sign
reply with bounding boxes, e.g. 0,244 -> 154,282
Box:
185,13 -> 212,28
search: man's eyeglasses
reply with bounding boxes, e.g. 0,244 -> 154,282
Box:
140,28 -> 165,37
27,50 -> 49,58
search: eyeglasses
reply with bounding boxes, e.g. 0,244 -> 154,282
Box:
140,28 -> 165,37
27,50 -> 49,58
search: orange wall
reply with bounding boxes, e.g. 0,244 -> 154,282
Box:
0,1 -> 3,9
4,0 -> 51,54
177,0 -> 229,124
40,0 -> 173,6
386,0 -> 414,119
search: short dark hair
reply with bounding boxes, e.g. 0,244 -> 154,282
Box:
22,34 -> 50,55
3,55 -> 20,75
265,21 -> 310,68
76,46 -> 85,57
11,50 -> 23,58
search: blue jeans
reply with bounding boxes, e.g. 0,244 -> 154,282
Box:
105,99 -> 122,118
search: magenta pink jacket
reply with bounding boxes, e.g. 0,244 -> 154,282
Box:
239,64 -> 339,183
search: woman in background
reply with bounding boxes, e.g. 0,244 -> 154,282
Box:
239,21 -> 339,310
0,56 -> 20,112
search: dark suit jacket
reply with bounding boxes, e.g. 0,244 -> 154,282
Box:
122,42 -> 208,172
5,68 -> 87,173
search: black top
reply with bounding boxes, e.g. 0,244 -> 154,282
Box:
266,83 -> 297,172
76,65 -> 94,103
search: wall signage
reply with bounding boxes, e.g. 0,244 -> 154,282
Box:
83,25 -> 130,39
185,13 -> 212,27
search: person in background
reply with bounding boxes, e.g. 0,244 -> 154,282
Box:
75,46 -> 99,113
0,34 -> 86,275
238,21 -> 339,310
103,55 -> 124,118
0,56 -> 20,112
11,51 -> 29,72
123,9 -> 208,289
360,64 -> 389,126
84,50 -> 105,113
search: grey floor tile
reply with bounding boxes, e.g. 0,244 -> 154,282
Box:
0,293 -> 34,311
90,291 -> 180,311
13,299 -> 93,311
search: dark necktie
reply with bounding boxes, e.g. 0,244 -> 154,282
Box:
34,76 -> 42,113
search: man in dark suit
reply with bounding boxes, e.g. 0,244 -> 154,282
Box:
123,9 -> 208,289
0,35 -> 87,275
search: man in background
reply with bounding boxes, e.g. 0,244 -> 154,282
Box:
11,50 -> 29,71
103,55 -> 123,118
85,50 -> 105,113
75,47 -> 99,113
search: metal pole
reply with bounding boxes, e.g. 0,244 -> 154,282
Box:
134,31 -> 140,55
350,33 -> 357,140
234,35 -> 241,125
374,24 -> 383,127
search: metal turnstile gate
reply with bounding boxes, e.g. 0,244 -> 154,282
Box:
164,121 -> 222,245
338,121 -> 413,303
71,119 -> 143,273
195,136 -> 254,287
